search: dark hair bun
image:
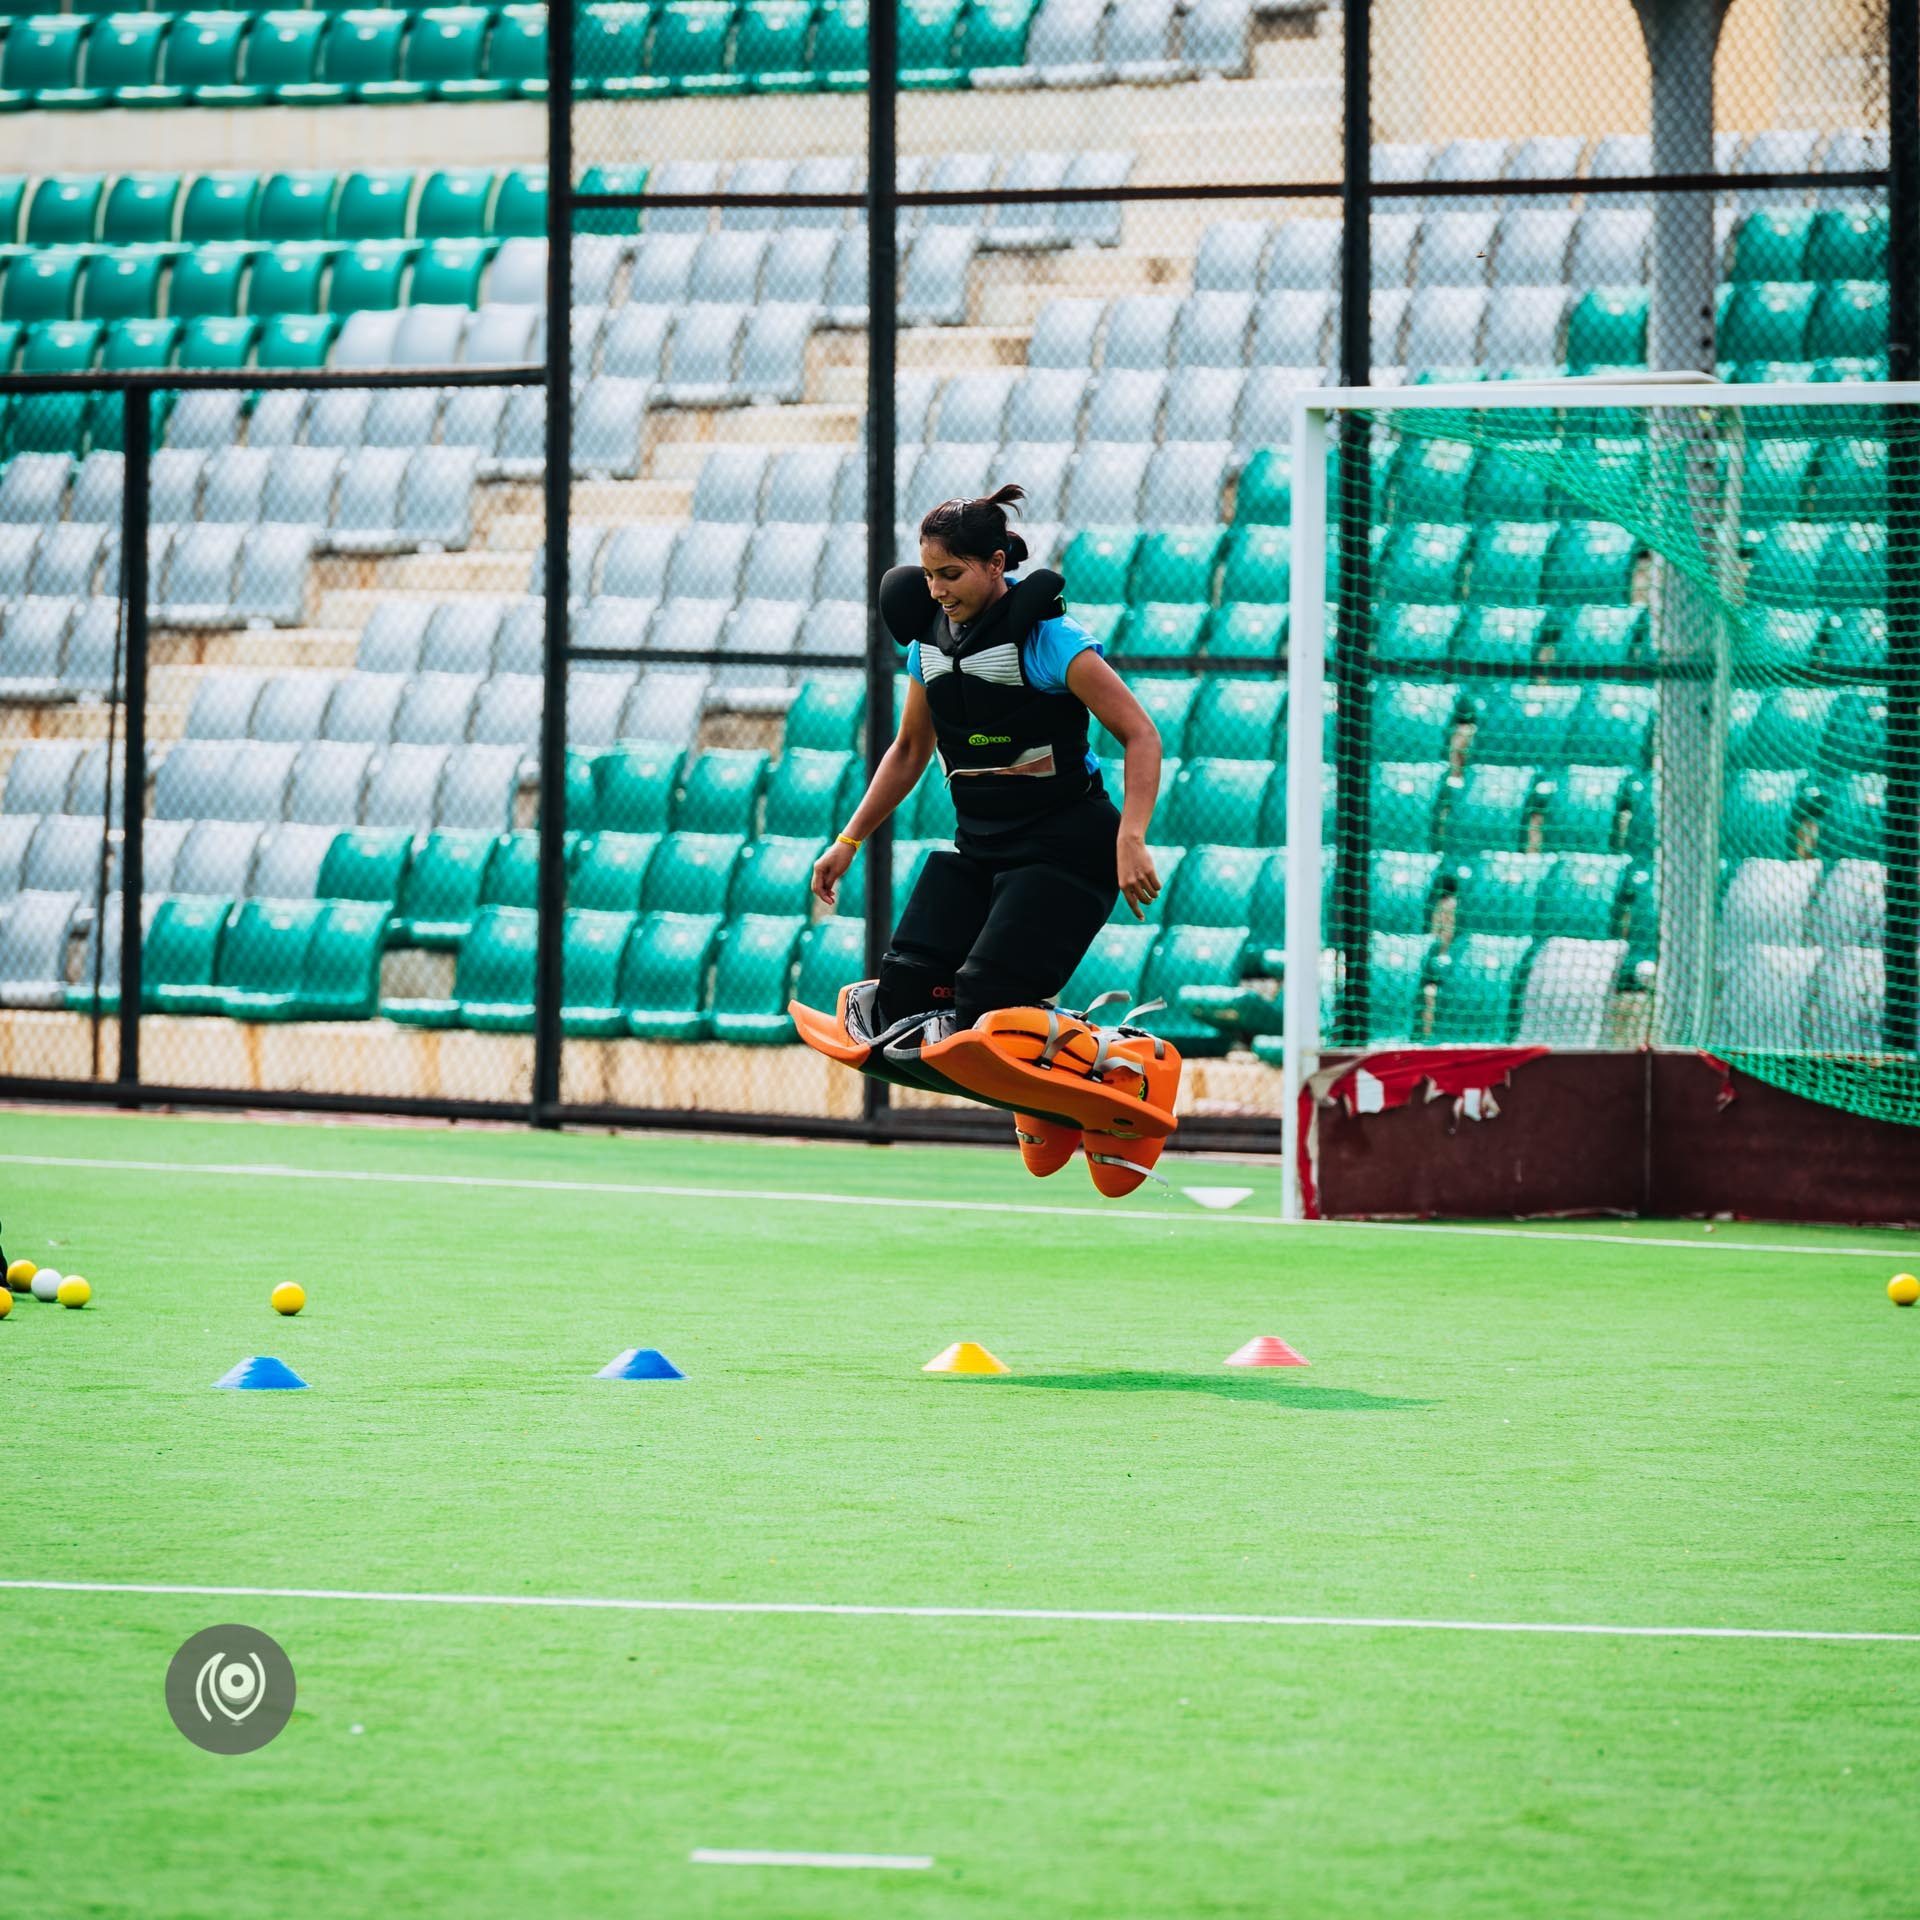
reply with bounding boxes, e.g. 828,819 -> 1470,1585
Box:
919,483 -> 1028,567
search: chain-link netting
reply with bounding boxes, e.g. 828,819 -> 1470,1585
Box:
1314,386 -> 1918,1127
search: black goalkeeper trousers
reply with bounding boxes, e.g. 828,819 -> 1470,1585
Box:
873,790 -> 1122,1030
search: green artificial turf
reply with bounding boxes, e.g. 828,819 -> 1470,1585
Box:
1,1107 -> 1916,1918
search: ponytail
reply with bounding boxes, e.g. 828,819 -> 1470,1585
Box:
920,482 -> 1029,569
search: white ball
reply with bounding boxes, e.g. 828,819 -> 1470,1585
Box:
30,1269 -> 61,1302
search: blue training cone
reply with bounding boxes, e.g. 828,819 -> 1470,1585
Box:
214,1356 -> 308,1391
597,1347 -> 684,1381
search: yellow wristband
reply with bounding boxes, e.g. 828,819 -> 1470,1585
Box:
836,832 -> 862,849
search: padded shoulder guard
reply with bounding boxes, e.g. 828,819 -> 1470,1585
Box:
877,565 -> 1069,650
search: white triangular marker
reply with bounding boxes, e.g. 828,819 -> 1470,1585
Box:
1186,1186 -> 1254,1211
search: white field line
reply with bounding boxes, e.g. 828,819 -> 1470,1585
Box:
690,1851 -> 932,1871
0,1579 -> 1914,1646
0,1151 -> 1907,1261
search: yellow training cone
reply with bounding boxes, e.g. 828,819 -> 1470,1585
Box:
923,1341 -> 1009,1375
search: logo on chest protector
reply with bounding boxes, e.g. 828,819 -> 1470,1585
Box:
967,732 -> 1013,746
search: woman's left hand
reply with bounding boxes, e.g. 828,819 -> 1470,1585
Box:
1117,832 -> 1161,922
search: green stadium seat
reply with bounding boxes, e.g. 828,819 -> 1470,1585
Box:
395,829 -> 495,948
1430,932 -> 1531,1042
246,242 -> 333,317
1454,605 -> 1548,669
1372,680 -> 1461,761
1736,435 -> 1816,536
899,0 -> 964,86
301,7 -> 411,104
1746,519 -> 1829,607
1072,605 -> 1126,650
902,765 -> 954,838
577,2 -> 654,96
1570,683 -> 1655,768
1186,678 -> 1283,761
574,162 -> 649,235
404,7 -> 501,100
1164,842 -> 1263,927
1133,526 -> 1224,606
1063,526 -> 1141,605
26,176 -> 103,248
1059,919 -> 1157,1011
792,913 -> 864,1008
957,0 -> 1037,71
1203,603 -> 1285,663
1379,522 -> 1469,603
570,831 -> 659,913
1095,675 -> 1194,759
256,170 -> 337,244
709,911 -> 807,1042
1470,684 -> 1580,765
1805,208 -> 1886,284
167,14 -> 255,107
492,168 -> 548,238
1722,767 -> 1804,859
1373,760 -> 1447,853
433,905 -> 539,1031
1389,437 -> 1476,523
1465,520 -> 1552,605
1817,522 -> 1884,608
101,315 -> 180,372
1375,603 -> 1459,666
1450,851 -> 1553,938
1539,766 -> 1635,855
80,249 -> 165,322
595,744 -> 682,833
783,677 -> 863,752
1535,851 -> 1632,941
168,244 -> 248,319
317,828 -> 413,907
142,896 -> 234,1016
13,320 -> 101,452
1350,933 -> 1437,1044
559,908 -> 640,1036
642,831 -> 740,914
256,311 -> 335,367
1719,281 -> 1817,364
335,167 -> 414,242
1233,448 -> 1290,526
102,173 -> 182,247
1565,287 -> 1647,372
641,0 -> 739,94
329,240 -> 415,312
1806,280 -> 1889,363
481,830 -> 541,913
728,835 -> 816,915
1727,209 -> 1812,283
737,0 -> 815,91
1372,849 -> 1439,935
1163,756 -> 1271,847
761,747 -> 853,838
0,177 -> 22,246
3,251 -> 80,325
1553,604 -> 1646,669
1138,924 -> 1248,1056
1544,520 -> 1640,604
811,0 -> 870,88
417,167 -> 494,241
178,314 -> 258,368
1441,762 -> 1541,855
1467,446 -> 1562,523
85,12 -> 177,104
1811,435 -> 1886,519
243,11 -> 330,102
1811,771 -> 1882,862
214,899 -> 324,1020
624,909 -> 723,1039
297,899 -> 386,1018
1115,603 -> 1206,661
487,3 -> 549,97
0,16 -> 93,110
1217,524 -> 1288,605
412,237 -> 496,307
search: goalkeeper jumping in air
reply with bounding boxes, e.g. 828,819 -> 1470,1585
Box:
791,484 -> 1184,1196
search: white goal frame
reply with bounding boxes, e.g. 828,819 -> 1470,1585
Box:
1279,377 -> 1920,1220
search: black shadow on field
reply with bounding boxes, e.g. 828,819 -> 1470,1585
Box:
991,1371 -> 1434,1410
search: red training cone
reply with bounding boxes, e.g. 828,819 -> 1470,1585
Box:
1225,1335 -> 1308,1368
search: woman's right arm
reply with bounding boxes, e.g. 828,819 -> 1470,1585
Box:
811,679 -> 938,909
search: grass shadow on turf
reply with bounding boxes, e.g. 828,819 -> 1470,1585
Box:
992,1371 -> 1434,1410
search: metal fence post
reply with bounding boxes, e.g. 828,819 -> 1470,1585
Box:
116,388 -> 150,1100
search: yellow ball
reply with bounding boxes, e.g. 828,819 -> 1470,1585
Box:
271,1283 -> 305,1317
0,1287 -> 11,1319
57,1276 -> 90,1310
5,1259 -> 35,1292
1889,1273 -> 1920,1307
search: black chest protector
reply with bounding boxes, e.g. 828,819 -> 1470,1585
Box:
878,565 -> 1095,830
